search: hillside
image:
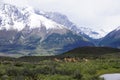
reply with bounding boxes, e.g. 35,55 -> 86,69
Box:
13,47 -> 120,62
61,47 -> 120,58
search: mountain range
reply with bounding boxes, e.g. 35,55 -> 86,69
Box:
0,4 -> 94,57
0,3 -> 119,57
38,11 -> 107,39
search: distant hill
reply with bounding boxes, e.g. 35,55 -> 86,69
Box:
61,47 -> 120,58
0,47 -> 119,62
13,47 -> 120,62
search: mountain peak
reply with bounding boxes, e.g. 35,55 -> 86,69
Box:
40,12 -> 107,39
0,3 -> 18,12
0,3 -> 66,31
0,3 -> 94,57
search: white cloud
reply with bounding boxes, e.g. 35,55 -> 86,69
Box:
2,0 -> 120,32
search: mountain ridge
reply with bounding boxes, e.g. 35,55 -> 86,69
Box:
39,12 -> 107,39
99,26 -> 120,48
0,3 -> 94,57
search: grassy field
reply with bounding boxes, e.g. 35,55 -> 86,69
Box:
0,47 -> 119,80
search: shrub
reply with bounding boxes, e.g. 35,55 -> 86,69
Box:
14,62 -> 23,67
6,68 -> 21,76
73,70 -> 83,80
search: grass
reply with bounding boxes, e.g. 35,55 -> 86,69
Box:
0,47 -> 119,80
0,58 -> 119,80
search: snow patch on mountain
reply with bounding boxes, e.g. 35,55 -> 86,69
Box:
78,27 -> 107,39
0,4 -> 65,31
40,12 -> 107,39
0,3 -> 108,39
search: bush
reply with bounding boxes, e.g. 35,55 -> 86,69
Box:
6,68 -> 21,76
14,62 -> 23,67
73,70 -> 83,80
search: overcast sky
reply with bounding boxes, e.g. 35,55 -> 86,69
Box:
2,0 -> 120,32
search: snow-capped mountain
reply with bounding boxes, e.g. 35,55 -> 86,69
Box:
37,12 -> 79,33
0,4 -> 65,31
39,12 -> 107,39
78,27 -> 107,39
99,26 -> 120,48
0,4 -> 94,57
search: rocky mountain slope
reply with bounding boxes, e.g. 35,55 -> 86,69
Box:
39,12 -> 107,39
99,26 -> 120,48
0,4 -> 94,57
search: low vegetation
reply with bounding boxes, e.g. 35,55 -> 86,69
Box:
0,47 -> 119,80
